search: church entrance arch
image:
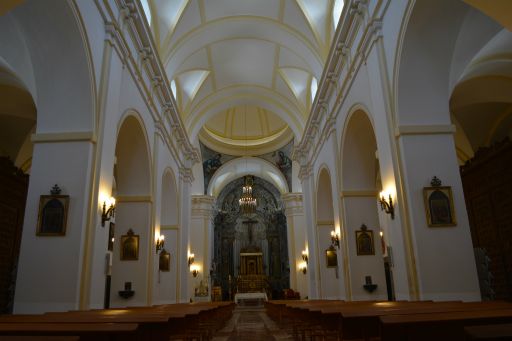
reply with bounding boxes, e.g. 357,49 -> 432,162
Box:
211,176 -> 289,300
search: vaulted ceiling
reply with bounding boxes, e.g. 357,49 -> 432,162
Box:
142,0 -> 344,153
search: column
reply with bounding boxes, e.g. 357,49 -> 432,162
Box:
190,195 -> 215,301
282,193 -> 308,298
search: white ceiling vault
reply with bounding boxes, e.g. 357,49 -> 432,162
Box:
141,0 -> 344,153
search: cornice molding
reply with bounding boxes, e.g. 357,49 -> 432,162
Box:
191,195 -> 215,217
96,0 -> 200,167
31,132 -> 96,143
179,166 -> 194,183
281,192 -> 304,216
293,0 -> 390,169
395,124 -> 456,137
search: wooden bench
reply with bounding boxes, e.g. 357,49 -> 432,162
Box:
266,300 -> 512,341
0,322 -> 139,341
0,302 -> 235,341
380,309 -> 512,341
465,323 -> 512,340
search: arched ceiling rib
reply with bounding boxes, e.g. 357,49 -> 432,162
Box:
144,0 -> 342,152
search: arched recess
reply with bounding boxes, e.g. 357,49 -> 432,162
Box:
341,110 -> 387,300
315,166 -> 340,299
154,168 -> 179,304
110,113 -> 152,308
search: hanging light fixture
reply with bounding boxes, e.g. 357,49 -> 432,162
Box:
238,109 -> 257,215
239,175 -> 257,215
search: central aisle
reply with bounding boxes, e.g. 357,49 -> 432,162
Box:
213,305 -> 292,341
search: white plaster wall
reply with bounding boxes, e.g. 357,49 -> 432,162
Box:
154,229 -> 178,303
0,13 -> 36,100
317,224 -> 341,299
344,198 -> 387,301
14,141 -> 94,313
399,134 -> 480,301
110,202 -> 151,307
13,0 -> 94,132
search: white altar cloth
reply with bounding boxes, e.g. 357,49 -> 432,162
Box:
234,292 -> 268,304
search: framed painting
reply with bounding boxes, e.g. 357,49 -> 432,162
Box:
423,176 -> 456,227
325,245 -> 338,268
159,249 -> 170,272
120,229 -> 139,261
356,224 -> 375,256
36,194 -> 69,236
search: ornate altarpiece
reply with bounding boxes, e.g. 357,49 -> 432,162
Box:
211,177 -> 289,300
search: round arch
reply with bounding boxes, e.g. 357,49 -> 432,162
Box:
207,157 -> 289,197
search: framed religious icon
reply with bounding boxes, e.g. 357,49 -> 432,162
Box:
423,176 -> 456,227
325,245 -> 338,267
159,249 -> 170,272
120,229 -> 139,261
355,224 -> 375,255
36,185 -> 69,236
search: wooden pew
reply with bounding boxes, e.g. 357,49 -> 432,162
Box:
380,309 -> 512,341
0,302 -> 235,341
266,300 -> 512,341
0,337 -> 79,341
464,323 -> 512,340
0,322 -> 139,341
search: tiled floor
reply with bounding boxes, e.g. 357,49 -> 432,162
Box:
213,306 -> 292,341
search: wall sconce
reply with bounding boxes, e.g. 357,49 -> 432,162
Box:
330,230 -> 340,249
190,264 -> 199,277
299,261 -> 307,274
301,250 -> 308,263
188,253 -> 195,267
101,196 -> 116,227
378,192 -> 395,219
155,234 -> 165,253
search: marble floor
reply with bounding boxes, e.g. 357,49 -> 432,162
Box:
212,306 -> 292,341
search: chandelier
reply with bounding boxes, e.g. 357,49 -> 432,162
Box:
239,175 -> 257,215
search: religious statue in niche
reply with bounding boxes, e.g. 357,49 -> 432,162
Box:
37,184 -> 69,236
423,176 -> 456,227
120,229 -> 139,261
355,224 -> 375,256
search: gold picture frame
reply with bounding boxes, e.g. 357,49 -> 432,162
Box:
36,194 -> 69,236
423,186 -> 456,227
120,229 -> 139,261
325,245 -> 338,267
423,177 -> 456,227
355,224 -> 375,256
159,249 -> 170,272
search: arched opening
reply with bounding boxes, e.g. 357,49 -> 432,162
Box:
315,167 -> 340,299
341,110 -> 388,300
0,66 -> 35,313
110,114 -> 151,307
450,31 -> 512,300
211,176 -> 289,300
154,169 -> 179,304
393,0 -> 495,301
